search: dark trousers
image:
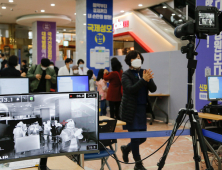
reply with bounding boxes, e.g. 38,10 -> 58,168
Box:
100,99 -> 107,116
109,101 -> 121,119
127,129 -> 147,159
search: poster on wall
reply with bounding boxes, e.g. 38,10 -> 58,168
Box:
195,0 -> 222,111
37,21 -> 56,64
86,0 -> 113,76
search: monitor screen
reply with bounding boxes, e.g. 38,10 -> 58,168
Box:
207,76 -> 222,100
0,78 -> 29,94
57,76 -> 89,92
199,12 -> 215,27
0,92 -> 99,163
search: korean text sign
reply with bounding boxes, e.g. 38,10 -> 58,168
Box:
195,0 -> 222,111
87,0 -> 113,75
37,21 -> 56,64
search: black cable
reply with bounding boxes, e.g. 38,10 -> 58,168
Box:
98,114 -> 189,165
195,38 -> 201,51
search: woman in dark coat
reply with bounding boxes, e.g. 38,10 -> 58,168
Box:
120,50 -> 157,170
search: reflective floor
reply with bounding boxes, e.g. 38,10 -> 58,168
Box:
84,118 -> 219,170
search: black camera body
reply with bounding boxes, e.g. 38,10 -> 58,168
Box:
174,6 -> 221,39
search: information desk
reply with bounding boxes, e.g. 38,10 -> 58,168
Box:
198,112 -> 222,170
18,156 -> 83,170
99,116 -> 126,126
148,93 -> 170,124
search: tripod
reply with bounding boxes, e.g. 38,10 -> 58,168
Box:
157,36 -> 214,170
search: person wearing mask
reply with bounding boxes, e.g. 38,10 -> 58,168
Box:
96,69 -> 108,116
87,70 -> 96,91
0,53 -> 7,70
120,50 -> 157,170
77,59 -> 89,75
58,58 -> 73,76
72,65 -> 79,75
20,60 -> 28,74
49,62 -> 59,75
103,57 -> 123,120
1,55 -> 26,77
27,58 -> 56,92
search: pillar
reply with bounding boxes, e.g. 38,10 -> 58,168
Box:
32,21 -> 56,65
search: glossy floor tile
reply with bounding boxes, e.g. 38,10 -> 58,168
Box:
84,119 -> 219,170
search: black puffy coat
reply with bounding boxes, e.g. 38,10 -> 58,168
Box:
119,69 -> 157,123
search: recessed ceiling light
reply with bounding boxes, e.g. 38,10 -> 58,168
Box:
74,13 -> 76,15
83,14 -> 86,16
172,13 -> 175,16
138,4 -> 143,7
51,4 -> 55,6
2,6 -> 6,9
83,23 -> 86,25
120,10 -> 124,13
63,29 -> 66,31
163,6 -> 167,8
178,14 -> 182,17
9,0 -> 13,2
179,19 -> 183,22
41,10 -> 45,12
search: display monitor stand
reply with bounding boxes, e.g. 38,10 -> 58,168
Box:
38,158 -> 50,170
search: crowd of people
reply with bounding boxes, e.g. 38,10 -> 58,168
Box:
0,50 -> 156,170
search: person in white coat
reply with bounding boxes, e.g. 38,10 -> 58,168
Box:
77,59 -> 89,75
77,59 -> 96,79
58,58 -> 73,76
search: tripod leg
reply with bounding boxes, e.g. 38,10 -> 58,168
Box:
192,113 -> 214,170
157,110 -> 185,170
189,114 -> 201,170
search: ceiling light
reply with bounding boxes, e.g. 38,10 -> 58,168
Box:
41,10 -> 45,12
83,23 -> 86,25
51,4 -> 55,6
163,6 -> 167,8
172,13 -> 175,16
63,29 -> 66,31
83,14 -> 86,16
74,13 -> 76,15
2,6 -> 6,9
120,10 -> 124,13
138,4 -> 143,7
179,19 -> 183,22
9,0 -> 13,2
178,14 -> 182,17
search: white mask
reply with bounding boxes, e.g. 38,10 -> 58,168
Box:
49,66 -> 54,69
131,59 -> 142,68
79,64 -> 84,68
41,66 -> 47,70
74,70 -> 79,74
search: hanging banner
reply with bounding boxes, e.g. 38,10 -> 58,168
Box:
86,0 -> 113,76
195,0 -> 222,111
37,21 -> 56,64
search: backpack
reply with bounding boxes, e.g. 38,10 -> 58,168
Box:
114,71 -> 123,96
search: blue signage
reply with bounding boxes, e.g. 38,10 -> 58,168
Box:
86,0 -> 113,76
195,0 -> 222,111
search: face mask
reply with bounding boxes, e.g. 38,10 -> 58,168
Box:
79,64 -> 84,68
0,59 -> 3,63
69,64 -> 74,68
41,66 -> 47,70
74,70 -> 79,74
49,66 -> 54,69
131,59 -> 142,68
